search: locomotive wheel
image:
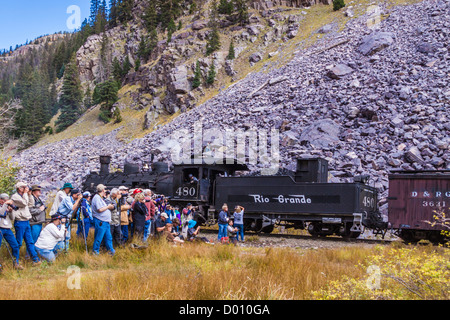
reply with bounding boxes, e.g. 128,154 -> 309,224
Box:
307,223 -> 320,238
340,224 -> 360,239
400,230 -> 419,244
261,225 -> 275,234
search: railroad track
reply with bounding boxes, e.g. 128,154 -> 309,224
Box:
200,228 -> 395,245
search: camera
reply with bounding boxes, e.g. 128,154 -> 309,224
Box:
7,203 -> 19,211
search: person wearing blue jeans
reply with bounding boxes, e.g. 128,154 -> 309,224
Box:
29,185 -> 47,244
233,206 -> 245,242
58,188 -> 83,251
0,194 -> 23,269
217,204 -> 229,242
11,182 -> 41,264
91,184 -> 115,256
34,214 -> 66,262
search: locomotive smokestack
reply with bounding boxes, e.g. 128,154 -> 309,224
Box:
99,155 -> 111,175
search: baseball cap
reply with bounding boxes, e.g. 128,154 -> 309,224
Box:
15,182 -> 27,189
161,212 -> 169,219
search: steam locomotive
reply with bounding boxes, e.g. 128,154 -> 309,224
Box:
82,156 -> 387,239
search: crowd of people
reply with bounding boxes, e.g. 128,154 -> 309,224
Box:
0,181 -> 245,270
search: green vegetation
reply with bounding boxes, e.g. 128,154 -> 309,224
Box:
93,79 -> 120,123
192,60 -> 202,89
0,157 -> 19,195
333,0 -> 346,11
55,58 -> 83,133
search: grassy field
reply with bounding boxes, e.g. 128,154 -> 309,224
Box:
0,230 -> 448,300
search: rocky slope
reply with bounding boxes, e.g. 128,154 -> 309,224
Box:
14,0 -> 450,213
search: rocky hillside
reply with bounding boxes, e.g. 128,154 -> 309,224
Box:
14,0 -> 450,214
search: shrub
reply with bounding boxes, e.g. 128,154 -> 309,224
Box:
312,246 -> 450,300
333,0 -> 345,11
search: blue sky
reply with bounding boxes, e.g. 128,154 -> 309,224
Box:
0,0 -> 91,52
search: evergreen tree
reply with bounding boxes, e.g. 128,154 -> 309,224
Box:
333,0 -> 345,11
192,60 -> 202,89
93,79 -> 119,123
206,63 -> 216,85
227,39 -> 235,60
167,19 -> 177,42
206,26 -> 220,56
218,0 -> 234,15
109,0 -> 118,27
143,1 -> 158,32
89,0 -> 100,25
234,0 -> 249,26
55,58 -> 83,133
117,0 -> 133,24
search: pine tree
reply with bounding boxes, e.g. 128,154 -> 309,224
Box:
117,0 -> 133,24
227,39 -> 235,60
218,0 -> 234,15
93,79 -> 119,123
90,0 -> 100,25
206,1 -> 221,56
143,0 -> 158,32
192,60 -> 202,89
109,0 -> 118,27
167,19 -> 177,42
234,0 -> 249,26
206,26 -> 220,56
55,58 -> 83,133
206,63 -> 216,85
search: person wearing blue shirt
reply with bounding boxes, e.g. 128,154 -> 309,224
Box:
233,206 -> 245,242
91,184 -> 115,256
57,189 -> 83,251
217,204 -> 229,242
76,192 -> 92,240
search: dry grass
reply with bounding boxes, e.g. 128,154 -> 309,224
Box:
0,228 -> 374,300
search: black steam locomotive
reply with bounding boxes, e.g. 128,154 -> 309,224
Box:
82,156 -> 386,239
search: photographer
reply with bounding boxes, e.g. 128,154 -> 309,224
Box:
106,189 -> 122,246
233,205 -> 245,242
143,189 -> 155,241
57,188 -> 83,250
132,193 -> 148,241
0,194 -> 22,270
29,185 -> 46,243
11,182 -> 41,265
91,184 -> 115,256
118,186 -> 131,244
34,214 -> 66,262
49,183 -> 73,216
76,192 -> 93,240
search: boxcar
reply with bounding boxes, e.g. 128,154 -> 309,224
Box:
388,171 -> 450,243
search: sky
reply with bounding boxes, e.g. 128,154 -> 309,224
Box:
0,0 -> 91,52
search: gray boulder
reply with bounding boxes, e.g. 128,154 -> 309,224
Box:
299,119 -> 340,148
358,32 -> 395,56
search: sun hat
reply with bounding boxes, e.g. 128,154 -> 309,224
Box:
61,183 -> 74,190
161,212 -> 169,219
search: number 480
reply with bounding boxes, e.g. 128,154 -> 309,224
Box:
176,187 -> 196,197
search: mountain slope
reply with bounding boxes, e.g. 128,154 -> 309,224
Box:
13,0 -> 450,216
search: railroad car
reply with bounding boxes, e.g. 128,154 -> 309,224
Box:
388,170 -> 449,243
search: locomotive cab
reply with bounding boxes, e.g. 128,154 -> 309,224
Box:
171,159 -> 249,207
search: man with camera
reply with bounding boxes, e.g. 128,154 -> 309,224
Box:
11,182 -> 41,265
34,214 -> 66,262
143,189 -> 155,241
29,185 -> 47,243
57,188 -> 83,251
0,194 -> 23,270
106,188 -> 122,246
91,184 -> 115,256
